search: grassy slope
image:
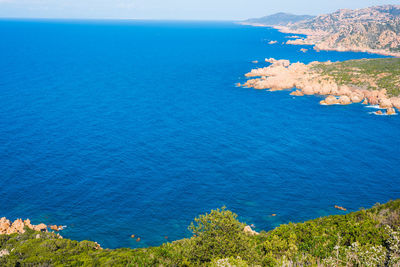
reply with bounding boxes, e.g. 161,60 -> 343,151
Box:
312,58 -> 400,96
0,200 -> 400,266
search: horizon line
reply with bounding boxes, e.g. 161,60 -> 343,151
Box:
0,16 -> 241,22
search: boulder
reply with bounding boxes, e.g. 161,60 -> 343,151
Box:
375,110 -> 383,115
33,223 -> 48,232
387,108 -> 397,115
368,95 -> 379,105
0,217 -> 11,234
302,85 -> 314,95
350,92 -> 363,103
339,95 -> 352,105
290,90 -> 304,96
323,95 -> 339,105
379,98 -> 392,109
390,97 -> 400,109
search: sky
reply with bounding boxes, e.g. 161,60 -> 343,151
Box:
0,0 -> 399,20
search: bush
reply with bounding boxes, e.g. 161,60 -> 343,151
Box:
186,207 -> 259,264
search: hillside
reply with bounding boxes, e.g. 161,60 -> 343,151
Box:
280,5 -> 400,56
1,200 -> 400,266
243,12 -> 314,26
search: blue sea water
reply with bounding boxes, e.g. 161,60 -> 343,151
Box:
0,19 -> 399,249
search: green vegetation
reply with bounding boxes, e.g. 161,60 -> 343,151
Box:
1,201 -> 400,266
312,58 -> 400,96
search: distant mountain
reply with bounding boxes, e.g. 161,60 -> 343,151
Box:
282,5 -> 400,56
243,12 -> 315,26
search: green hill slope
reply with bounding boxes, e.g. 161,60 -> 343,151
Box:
1,200 -> 400,266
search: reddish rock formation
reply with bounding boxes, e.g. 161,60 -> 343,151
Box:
391,97 -> 400,109
339,95 -> 352,105
49,225 -> 65,231
387,107 -> 397,115
379,98 -> 393,109
321,95 -> 339,105
0,217 -> 48,235
350,92 -> 363,103
240,58 -> 399,116
375,110 -> 383,115
290,90 -> 304,96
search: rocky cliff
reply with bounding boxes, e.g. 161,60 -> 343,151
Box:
248,5 -> 400,57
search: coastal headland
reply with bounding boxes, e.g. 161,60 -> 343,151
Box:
238,58 -> 400,115
241,5 -> 400,57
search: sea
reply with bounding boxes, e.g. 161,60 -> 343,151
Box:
0,19 -> 399,249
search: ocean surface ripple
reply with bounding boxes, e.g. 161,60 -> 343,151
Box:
0,20 -> 399,248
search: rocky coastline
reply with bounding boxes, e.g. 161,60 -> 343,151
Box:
276,26 -> 400,58
238,58 -> 400,115
241,5 -> 400,58
0,217 -> 65,235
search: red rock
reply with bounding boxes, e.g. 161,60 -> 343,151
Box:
290,90 -> 304,96
375,110 -> 383,115
33,224 -> 47,232
379,98 -> 392,109
387,108 -> 396,115
350,93 -> 363,103
339,95 -> 351,105
368,95 -> 379,105
323,95 -> 339,105
302,85 -> 314,95
391,97 -> 400,109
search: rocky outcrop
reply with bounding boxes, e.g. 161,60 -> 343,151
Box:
243,225 -> 259,235
339,95 -> 351,105
240,58 -> 400,116
0,217 -> 48,235
387,108 -> 397,115
290,90 -> 304,96
320,95 -> 339,105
